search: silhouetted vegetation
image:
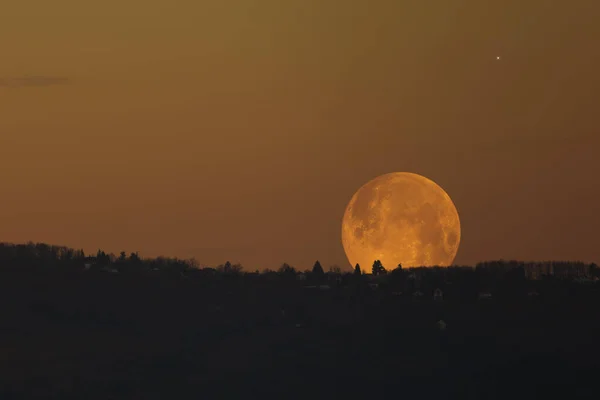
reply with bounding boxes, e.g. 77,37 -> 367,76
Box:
311,260 -> 325,282
1,241 -> 600,399
371,259 -> 387,275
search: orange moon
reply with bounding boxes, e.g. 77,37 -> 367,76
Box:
341,172 -> 461,270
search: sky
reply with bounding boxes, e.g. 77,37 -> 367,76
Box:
1,0 -> 599,270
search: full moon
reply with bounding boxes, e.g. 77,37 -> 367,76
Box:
341,172 -> 461,271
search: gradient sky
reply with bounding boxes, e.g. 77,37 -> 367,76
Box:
1,1 -> 599,270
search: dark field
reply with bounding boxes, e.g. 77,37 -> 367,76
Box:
2,270 -> 600,399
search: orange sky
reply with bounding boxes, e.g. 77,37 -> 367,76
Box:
1,1 -> 599,270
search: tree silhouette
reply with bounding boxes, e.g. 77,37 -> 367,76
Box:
391,264 -> 403,278
590,263 -> 598,278
372,260 -> 387,275
96,250 -> 111,266
312,260 -> 325,283
389,264 -> 405,290
354,264 -> 362,276
312,260 -> 324,276
278,263 -> 296,279
60,247 -> 74,262
217,261 -> 243,275
129,252 -> 141,264
218,261 -> 232,273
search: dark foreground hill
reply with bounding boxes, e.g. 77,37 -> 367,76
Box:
1,268 -> 600,399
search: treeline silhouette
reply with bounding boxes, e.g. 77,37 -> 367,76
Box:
1,241 -> 600,399
1,241 -> 597,292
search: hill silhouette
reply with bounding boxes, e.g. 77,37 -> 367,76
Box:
1,241 -> 599,399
